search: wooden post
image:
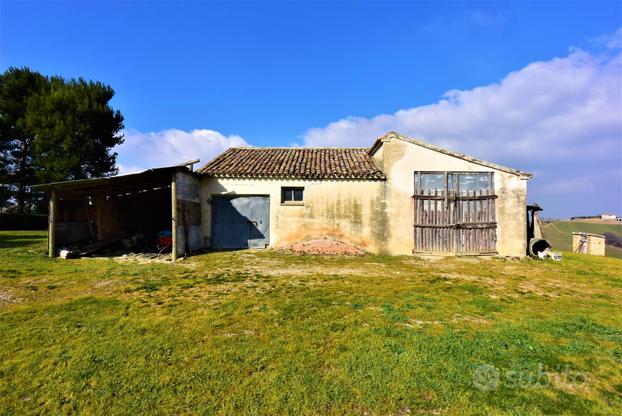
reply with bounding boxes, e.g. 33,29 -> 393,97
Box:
171,173 -> 178,261
94,195 -> 103,240
48,190 -> 56,257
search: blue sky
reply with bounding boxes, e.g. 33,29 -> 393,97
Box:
1,1 -> 621,217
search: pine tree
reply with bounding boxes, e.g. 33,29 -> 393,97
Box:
0,67 -> 124,213
0,67 -> 46,212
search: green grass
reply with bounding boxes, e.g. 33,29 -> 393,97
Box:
1,231 -> 622,415
542,221 -> 622,259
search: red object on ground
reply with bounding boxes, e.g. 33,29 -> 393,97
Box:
158,236 -> 172,247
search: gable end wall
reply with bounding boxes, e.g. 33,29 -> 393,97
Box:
380,139 -> 528,257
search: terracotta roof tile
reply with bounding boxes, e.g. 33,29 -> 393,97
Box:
197,147 -> 386,180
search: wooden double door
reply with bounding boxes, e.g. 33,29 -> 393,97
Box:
413,172 -> 497,254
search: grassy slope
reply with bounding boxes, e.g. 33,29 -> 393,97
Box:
1,231 -> 621,415
542,221 -> 622,259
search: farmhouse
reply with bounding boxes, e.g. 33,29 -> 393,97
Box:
35,132 -> 533,258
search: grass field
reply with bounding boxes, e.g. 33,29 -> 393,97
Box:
1,231 -> 621,415
542,221 -> 622,259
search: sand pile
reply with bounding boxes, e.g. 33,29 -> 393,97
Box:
285,239 -> 366,256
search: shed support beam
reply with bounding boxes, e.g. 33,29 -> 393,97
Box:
171,173 -> 178,261
48,190 -> 56,257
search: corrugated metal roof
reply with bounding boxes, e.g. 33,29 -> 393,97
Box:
32,164 -> 196,194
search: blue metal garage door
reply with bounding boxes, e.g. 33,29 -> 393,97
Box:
211,196 -> 270,249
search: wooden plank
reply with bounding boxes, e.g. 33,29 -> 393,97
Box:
171,173 -> 178,261
466,190 -> 471,252
420,188 -> 424,251
423,190 -> 428,251
456,175 -> 461,253
415,223 -> 499,228
426,189 -> 431,252
416,187 -> 421,251
444,173 -> 448,252
412,194 -> 498,201
413,188 -> 421,250
433,189 -> 437,252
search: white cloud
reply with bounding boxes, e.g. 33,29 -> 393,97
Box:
303,37 -> 622,217
591,27 -> 622,50
116,164 -> 143,176
114,128 -> 248,174
111,30 -> 622,217
304,49 -> 621,164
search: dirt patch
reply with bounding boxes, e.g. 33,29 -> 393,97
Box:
405,318 -> 442,326
283,239 -> 366,256
544,370 -> 591,394
416,255 -> 447,262
0,289 -> 21,305
517,281 -> 561,298
451,314 -> 490,325
94,279 -> 113,288
251,266 -> 375,277
106,253 -> 173,264
440,272 -> 501,288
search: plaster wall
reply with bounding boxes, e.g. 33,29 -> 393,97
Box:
200,178 -> 387,252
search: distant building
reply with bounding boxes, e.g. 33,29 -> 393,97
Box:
573,232 -> 606,256
601,213 -> 617,220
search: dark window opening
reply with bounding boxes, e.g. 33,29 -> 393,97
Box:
281,187 -> 304,204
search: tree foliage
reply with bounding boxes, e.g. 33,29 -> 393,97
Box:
0,67 -> 124,213
604,232 -> 622,249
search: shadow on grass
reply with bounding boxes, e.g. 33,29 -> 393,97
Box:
0,233 -> 46,249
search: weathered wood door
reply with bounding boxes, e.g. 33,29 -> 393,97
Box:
413,172 -> 497,254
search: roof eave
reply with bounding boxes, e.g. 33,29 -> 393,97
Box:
201,173 -> 386,181
31,164 -> 196,191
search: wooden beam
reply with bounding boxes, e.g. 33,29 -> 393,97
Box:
94,195 -> 103,240
412,194 -> 497,201
48,190 -> 56,257
413,222 -> 497,229
171,173 -> 178,261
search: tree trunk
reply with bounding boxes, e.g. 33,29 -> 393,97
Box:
16,140 -> 28,213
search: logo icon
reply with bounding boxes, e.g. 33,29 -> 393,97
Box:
473,364 -> 500,391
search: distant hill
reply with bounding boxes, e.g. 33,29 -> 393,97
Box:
542,221 -> 622,259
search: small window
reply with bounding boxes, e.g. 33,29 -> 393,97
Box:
281,187 -> 304,204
